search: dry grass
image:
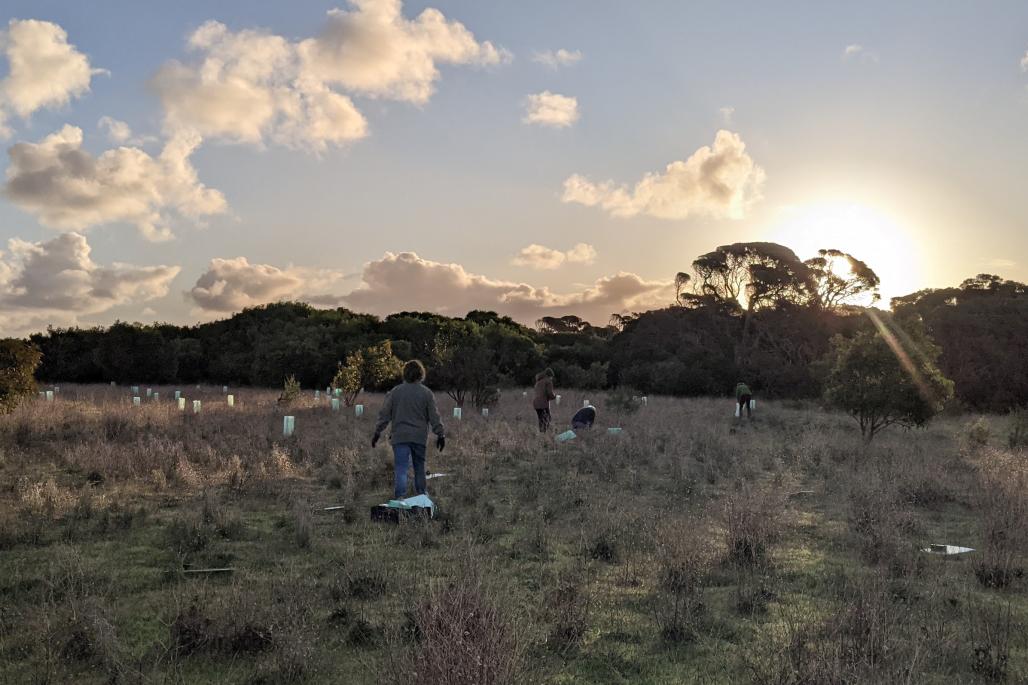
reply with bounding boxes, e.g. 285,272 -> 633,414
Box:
0,384 -> 1026,683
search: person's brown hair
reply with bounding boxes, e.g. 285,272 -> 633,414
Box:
403,359 -> 426,383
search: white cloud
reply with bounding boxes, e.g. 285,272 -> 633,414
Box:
298,0 -> 508,103
843,44 -> 878,63
0,19 -> 103,136
562,129 -> 765,220
532,48 -> 582,69
523,91 -> 579,128
153,2 -> 505,151
152,21 -> 368,151
512,242 -> 596,270
187,256 -> 353,312
3,125 -> 227,241
719,106 -> 734,124
0,232 -> 179,335
98,116 -> 132,143
187,251 -> 670,324
565,242 -> 597,264
342,251 -> 670,324
1021,50 -> 1028,72
97,116 -> 156,146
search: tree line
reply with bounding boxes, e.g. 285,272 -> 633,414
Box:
21,242 -> 1027,413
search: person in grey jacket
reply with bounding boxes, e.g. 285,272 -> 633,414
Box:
372,360 -> 445,500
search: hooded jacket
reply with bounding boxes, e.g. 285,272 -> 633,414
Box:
532,372 -> 556,410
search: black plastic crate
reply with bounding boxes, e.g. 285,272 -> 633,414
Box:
369,505 -> 432,524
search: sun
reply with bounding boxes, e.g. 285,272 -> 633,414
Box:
765,201 -> 922,306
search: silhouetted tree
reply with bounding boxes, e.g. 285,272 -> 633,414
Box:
805,248 -> 880,309
891,275 -> 1028,411
93,322 -> 178,383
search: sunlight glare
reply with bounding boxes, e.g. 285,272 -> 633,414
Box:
766,202 -> 922,306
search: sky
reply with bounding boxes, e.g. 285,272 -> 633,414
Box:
0,0 -> 1026,335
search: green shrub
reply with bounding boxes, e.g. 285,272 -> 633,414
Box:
605,387 -> 641,415
0,339 -> 42,414
962,416 -> 991,451
822,315 -> 953,442
277,374 -> 301,406
1008,409 -> 1028,450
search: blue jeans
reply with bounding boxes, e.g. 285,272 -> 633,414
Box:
393,442 -> 427,500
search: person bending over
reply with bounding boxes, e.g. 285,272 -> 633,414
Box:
735,381 -> 753,419
571,405 -> 596,430
372,360 -> 445,500
532,368 -> 557,432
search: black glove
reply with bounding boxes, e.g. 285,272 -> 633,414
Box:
436,435 -> 445,452
371,432 -> 380,448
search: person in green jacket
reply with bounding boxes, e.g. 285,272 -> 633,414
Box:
372,360 -> 445,499
735,381 -> 753,419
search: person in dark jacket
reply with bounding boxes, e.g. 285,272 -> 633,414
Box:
735,381 -> 752,419
571,404 -> 596,430
532,368 -> 556,432
372,360 -> 445,499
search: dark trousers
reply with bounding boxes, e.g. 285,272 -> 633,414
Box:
535,407 -> 551,432
393,442 -> 427,499
738,394 -> 752,418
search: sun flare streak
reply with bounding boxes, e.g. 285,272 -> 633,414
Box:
866,309 -> 935,405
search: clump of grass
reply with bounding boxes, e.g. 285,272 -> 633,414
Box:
102,413 -> 133,442
169,577 -> 317,675
346,614 -> 384,648
973,449 -> 1028,589
967,600 -> 1019,681
650,528 -> 711,644
1008,408 -> 1028,450
824,573 -> 925,677
166,490 -> 246,556
394,564 -> 522,685
746,574 -> 928,684
544,571 -> 592,653
734,571 -> 777,616
587,533 -> 619,564
723,485 -> 781,568
604,387 -> 641,415
846,475 -> 912,568
170,602 -> 273,657
340,568 -> 389,601
17,477 -> 75,518
293,499 -> 313,549
54,596 -> 123,675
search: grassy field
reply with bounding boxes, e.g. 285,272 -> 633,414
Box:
1,384 -> 1026,684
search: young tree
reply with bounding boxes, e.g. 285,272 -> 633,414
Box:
0,339 -> 42,413
823,314 -> 953,442
332,341 -> 402,406
430,323 -> 496,407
